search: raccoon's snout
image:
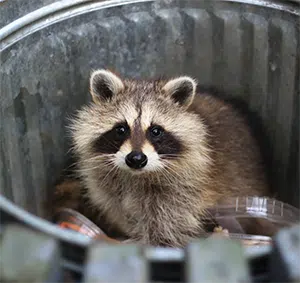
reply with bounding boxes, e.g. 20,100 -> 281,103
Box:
125,151 -> 148,169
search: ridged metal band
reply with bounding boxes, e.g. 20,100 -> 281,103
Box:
0,0 -> 152,50
0,0 -> 299,51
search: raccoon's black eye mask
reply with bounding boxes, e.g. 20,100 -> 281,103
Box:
149,125 -> 164,138
114,124 -> 130,138
146,125 -> 183,157
92,122 -> 130,154
92,120 -> 183,158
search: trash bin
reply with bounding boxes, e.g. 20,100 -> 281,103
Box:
0,0 -> 299,230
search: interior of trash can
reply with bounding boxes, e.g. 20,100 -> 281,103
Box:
0,0 -> 299,222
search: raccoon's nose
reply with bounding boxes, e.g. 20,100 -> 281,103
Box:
125,151 -> 148,169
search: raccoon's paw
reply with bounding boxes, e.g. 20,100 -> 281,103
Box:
212,226 -> 230,237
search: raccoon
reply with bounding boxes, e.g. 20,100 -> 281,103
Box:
69,69 -> 269,247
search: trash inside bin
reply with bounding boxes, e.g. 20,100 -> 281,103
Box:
0,0 -> 299,244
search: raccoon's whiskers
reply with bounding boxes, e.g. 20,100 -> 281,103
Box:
163,161 -> 203,186
86,154 -> 115,162
77,155 -> 116,173
158,167 -> 177,185
99,136 -> 122,151
77,166 -> 100,173
77,161 -> 115,173
96,164 -> 119,189
159,154 -> 182,159
79,157 -> 114,171
161,161 -> 184,180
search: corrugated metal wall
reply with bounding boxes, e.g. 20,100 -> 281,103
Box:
0,0 -> 299,217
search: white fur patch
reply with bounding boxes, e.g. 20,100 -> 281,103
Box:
142,142 -> 163,171
114,140 -> 163,173
120,104 -> 139,128
140,105 -> 153,131
114,140 -> 132,169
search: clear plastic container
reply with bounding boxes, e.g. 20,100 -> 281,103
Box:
201,196 -> 300,255
54,208 -> 121,244
207,196 -> 299,228
54,197 -> 299,252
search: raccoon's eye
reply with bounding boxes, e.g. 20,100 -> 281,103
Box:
150,126 -> 164,138
115,125 -> 128,137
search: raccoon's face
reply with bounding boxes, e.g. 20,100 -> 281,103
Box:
72,69 -> 206,175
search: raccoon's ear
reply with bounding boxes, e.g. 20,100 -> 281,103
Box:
162,76 -> 197,108
90,69 -> 124,103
